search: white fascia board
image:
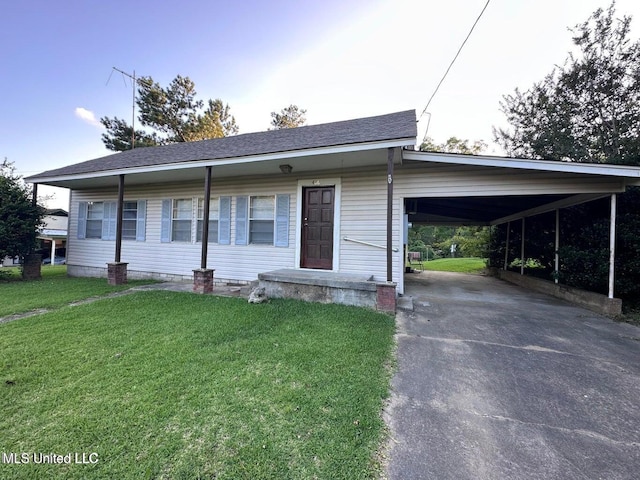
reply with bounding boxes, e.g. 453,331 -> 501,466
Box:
403,151 -> 640,179
29,138 -> 415,185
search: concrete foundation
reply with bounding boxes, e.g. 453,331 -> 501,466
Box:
67,264 -> 251,286
495,269 -> 622,316
258,269 -> 396,312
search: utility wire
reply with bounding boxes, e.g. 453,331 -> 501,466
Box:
419,0 -> 492,137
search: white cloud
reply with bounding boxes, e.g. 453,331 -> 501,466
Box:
74,107 -> 102,128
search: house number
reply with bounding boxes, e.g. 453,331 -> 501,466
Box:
387,174 -> 393,184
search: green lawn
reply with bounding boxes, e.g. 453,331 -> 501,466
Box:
0,291 -> 395,479
0,265 -> 153,317
416,257 -> 487,273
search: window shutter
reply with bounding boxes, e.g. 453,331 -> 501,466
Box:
136,200 -> 146,241
275,194 -> 290,247
161,199 -> 172,243
218,196 -> 231,245
235,196 -> 248,245
77,202 -> 87,239
102,201 -> 117,241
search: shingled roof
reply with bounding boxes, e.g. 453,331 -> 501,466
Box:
28,110 -> 417,181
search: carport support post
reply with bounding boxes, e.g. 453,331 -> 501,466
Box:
108,174 -> 128,285
520,218 -> 525,275
608,194 -> 616,299
554,209 -> 560,284
386,148 -> 394,283
504,221 -> 510,270
115,174 -> 124,263
194,166 -> 214,294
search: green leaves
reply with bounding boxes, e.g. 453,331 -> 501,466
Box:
420,136 -> 486,155
269,104 -> 307,130
0,159 -> 45,260
100,75 -> 239,151
495,2 -> 640,166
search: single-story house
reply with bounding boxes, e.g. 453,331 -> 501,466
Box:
26,110 -> 640,311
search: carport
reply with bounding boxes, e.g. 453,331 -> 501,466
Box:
394,151 -> 640,310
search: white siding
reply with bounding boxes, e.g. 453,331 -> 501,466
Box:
338,168 -> 398,283
68,177 -> 297,283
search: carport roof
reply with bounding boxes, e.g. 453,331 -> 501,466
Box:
402,150 -> 640,181
402,150 -> 640,226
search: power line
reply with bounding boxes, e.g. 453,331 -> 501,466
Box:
419,0 -> 492,138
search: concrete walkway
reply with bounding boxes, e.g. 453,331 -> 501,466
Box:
385,271 -> 640,480
0,282 -> 254,325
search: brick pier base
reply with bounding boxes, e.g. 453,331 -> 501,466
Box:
376,282 -> 397,313
193,269 -> 214,294
22,254 -> 42,280
107,262 -> 128,285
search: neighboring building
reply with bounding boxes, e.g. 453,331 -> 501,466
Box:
25,110 -> 640,301
38,208 -> 68,264
1,209 -> 68,266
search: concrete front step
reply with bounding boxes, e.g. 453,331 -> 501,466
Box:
258,269 -> 396,312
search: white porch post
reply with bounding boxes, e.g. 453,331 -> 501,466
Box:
520,218 -> 525,275
555,209 -> 560,284
608,194 -> 617,299
504,221 -> 510,270
50,239 -> 56,265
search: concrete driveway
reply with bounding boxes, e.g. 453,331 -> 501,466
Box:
385,271 -> 640,480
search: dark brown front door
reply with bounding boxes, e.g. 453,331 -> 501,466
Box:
301,186 -> 334,269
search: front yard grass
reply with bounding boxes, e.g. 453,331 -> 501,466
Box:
0,291 -> 395,479
0,265 -> 153,317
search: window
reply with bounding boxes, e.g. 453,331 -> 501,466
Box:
78,200 -> 146,241
122,201 -> 138,240
249,196 -> 274,245
197,197 -> 219,243
86,202 -> 104,239
172,199 -> 193,242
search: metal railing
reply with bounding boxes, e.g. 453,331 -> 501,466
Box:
343,236 -> 399,252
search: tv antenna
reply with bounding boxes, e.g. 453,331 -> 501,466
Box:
107,67 -> 138,149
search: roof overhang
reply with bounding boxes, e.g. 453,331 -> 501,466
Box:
402,150 -> 640,184
402,150 -> 640,226
29,138 -> 412,189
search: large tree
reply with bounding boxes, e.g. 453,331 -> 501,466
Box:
101,75 -> 239,151
270,104 -> 307,130
495,2 -> 640,165
0,159 -> 45,261
492,2 -> 640,303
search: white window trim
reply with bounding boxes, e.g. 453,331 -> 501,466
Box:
197,197 -> 220,243
170,198 -> 195,243
294,178 -> 341,271
248,195 -> 275,245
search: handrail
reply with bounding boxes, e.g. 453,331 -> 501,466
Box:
343,236 -> 399,252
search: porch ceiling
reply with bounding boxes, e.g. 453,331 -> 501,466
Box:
406,193 -> 609,226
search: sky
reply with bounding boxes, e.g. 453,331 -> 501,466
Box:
2,0 -> 640,209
